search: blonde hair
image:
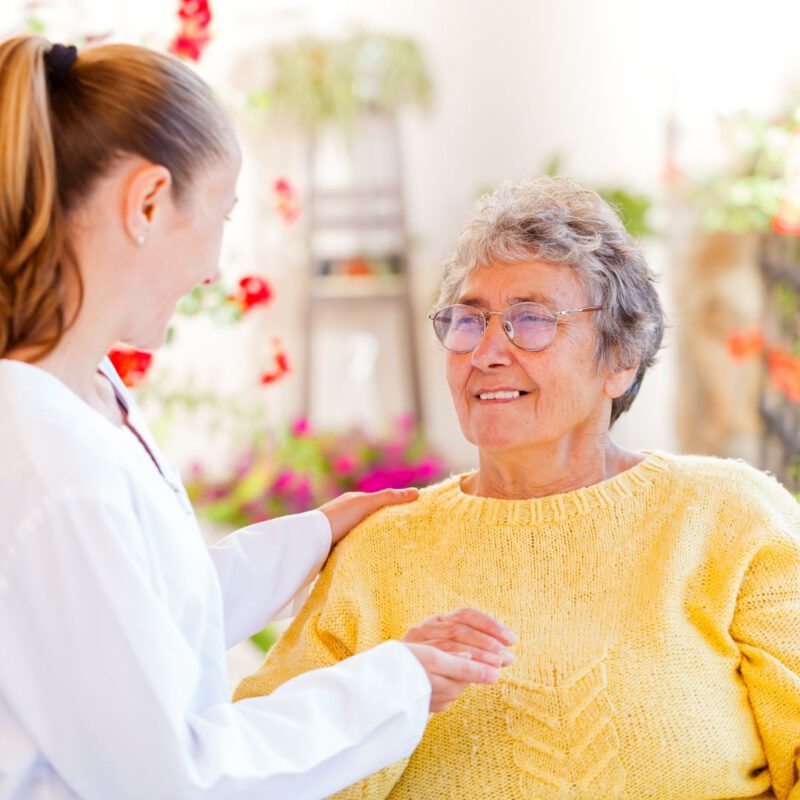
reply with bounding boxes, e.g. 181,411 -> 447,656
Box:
0,35 -> 230,359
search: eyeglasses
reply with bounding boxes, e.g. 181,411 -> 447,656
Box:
429,302 -> 603,353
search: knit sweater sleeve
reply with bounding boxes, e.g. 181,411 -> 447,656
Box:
233,533 -> 412,799
729,488 -> 800,800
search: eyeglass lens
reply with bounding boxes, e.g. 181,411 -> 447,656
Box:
432,303 -> 556,353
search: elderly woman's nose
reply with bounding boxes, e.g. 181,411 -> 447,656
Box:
470,314 -> 513,367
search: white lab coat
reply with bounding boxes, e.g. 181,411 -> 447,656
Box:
0,359 -> 430,800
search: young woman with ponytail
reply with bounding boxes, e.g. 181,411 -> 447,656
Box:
0,35 -> 513,800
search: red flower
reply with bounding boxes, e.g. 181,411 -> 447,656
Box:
108,347 -> 153,388
234,275 -> 273,312
169,34 -> 208,62
767,348 -> 800,402
169,0 -> 212,62
178,0 -> 211,25
726,328 -> 765,360
260,340 -> 291,385
771,197 -> 800,236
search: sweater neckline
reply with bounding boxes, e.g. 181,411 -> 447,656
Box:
436,451 -> 672,526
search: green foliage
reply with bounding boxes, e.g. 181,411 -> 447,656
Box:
597,187 -> 656,240
264,33 -> 433,129
176,283 -> 244,324
695,102 -> 800,234
540,153 -> 655,240
250,624 -> 280,653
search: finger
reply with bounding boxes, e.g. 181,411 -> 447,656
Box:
428,675 -> 465,712
447,608 -> 517,646
428,640 -> 513,667
449,622 -> 510,654
431,649 -> 500,685
420,621 -> 509,655
370,487 -> 419,507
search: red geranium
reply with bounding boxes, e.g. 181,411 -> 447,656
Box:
233,275 -> 273,312
108,347 -> 153,388
771,197 -> 800,236
726,328 -> 765,360
169,0 -> 212,62
178,0 -> 211,25
767,348 -> 800,402
260,339 -> 291,385
170,34 -> 208,62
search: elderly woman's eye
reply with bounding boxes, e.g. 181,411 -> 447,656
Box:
518,311 -> 550,325
454,315 -> 482,330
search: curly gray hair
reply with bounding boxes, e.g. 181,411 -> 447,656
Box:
436,176 -> 664,425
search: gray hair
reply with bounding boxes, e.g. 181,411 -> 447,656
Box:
436,175 -> 664,425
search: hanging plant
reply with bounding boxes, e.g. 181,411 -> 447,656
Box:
261,32 -> 433,129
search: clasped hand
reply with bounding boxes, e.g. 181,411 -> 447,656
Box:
403,608 -> 516,711
318,490 -> 516,712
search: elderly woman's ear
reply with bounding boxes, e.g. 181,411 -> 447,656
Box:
605,364 -> 639,400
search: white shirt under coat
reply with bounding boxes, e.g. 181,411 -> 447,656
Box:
0,359 -> 430,800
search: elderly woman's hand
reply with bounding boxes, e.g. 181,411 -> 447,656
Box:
403,608 -> 516,668
403,642 -> 501,712
319,487 -> 419,545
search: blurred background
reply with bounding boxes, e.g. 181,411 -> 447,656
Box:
6,0 -> 800,662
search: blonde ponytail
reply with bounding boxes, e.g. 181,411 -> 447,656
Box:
0,35 -> 73,359
0,34 -> 229,360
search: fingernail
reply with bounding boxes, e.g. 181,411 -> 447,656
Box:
482,666 -> 500,684
500,649 -> 514,666
502,628 -> 517,644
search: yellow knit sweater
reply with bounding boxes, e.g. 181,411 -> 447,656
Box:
235,452 -> 800,800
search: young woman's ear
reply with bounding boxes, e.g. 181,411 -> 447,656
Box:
123,162 -> 172,245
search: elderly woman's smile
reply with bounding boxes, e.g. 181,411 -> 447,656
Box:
446,259 -> 625,462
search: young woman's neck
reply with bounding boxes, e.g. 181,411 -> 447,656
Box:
5,306 -> 122,420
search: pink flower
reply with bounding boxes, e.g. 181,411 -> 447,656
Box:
291,417 -> 311,436
273,177 -> 301,224
272,470 -> 295,494
333,455 -> 356,475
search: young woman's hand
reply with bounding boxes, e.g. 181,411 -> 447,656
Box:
403,608 -> 516,668
318,487 -> 419,545
403,642 -> 501,712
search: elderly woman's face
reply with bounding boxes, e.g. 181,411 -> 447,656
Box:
445,260 -> 617,455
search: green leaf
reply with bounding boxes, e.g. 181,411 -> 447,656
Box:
250,624 -> 280,652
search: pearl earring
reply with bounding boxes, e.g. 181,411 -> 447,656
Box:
137,232 -> 148,247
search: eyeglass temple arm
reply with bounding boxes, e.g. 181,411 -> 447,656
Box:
553,305 -> 604,318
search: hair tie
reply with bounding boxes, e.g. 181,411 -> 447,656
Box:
44,43 -> 78,88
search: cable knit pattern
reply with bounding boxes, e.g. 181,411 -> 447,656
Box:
503,659 -> 625,799
235,452 -> 800,800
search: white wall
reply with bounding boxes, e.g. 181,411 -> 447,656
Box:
6,0 -> 800,470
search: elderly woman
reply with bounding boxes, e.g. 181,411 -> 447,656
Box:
236,177 -> 800,800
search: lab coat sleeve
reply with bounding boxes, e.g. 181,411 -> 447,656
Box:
208,510 -> 332,647
0,490 -> 430,800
